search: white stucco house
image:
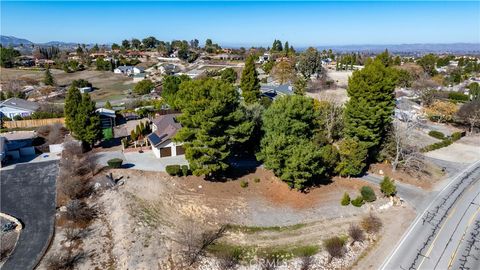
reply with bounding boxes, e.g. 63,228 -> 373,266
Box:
114,66 -> 145,76
0,98 -> 39,119
147,114 -> 185,158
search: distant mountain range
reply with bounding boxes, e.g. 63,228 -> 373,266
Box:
1,35 -> 82,48
2,35 -> 479,54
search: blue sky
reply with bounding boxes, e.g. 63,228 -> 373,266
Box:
1,1 -> 479,47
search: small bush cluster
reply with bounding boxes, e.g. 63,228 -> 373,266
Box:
107,158 -> 123,168
351,196 -> 364,207
341,192 -> 351,206
451,131 -> 463,141
254,178 -> 261,183
240,180 -> 249,188
360,186 -> 376,202
166,165 -> 190,176
428,130 -> 445,140
380,176 -> 396,196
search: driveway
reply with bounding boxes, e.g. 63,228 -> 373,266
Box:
124,150 -> 188,172
0,160 -> 58,270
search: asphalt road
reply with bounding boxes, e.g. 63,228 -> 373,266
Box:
0,160 -> 58,270
380,160 -> 480,270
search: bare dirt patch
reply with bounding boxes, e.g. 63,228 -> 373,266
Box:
40,168 -> 415,269
370,162 -> 444,189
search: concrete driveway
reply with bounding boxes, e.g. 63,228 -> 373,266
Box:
0,160 -> 58,270
124,150 -> 188,172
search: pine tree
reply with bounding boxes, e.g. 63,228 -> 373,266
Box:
174,78 -> 254,177
343,59 -> 397,158
64,86 -> 82,131
75,94 -> 101,147
104,101 -> 113,109
67,92 -> 101,147
284,41 -> 289,55
240,55 -> 261,104
43,67 -> 55,86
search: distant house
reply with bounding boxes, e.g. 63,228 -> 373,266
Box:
0,98 -> 39,119
258,52 -> 271,64
114,66 -> 144,76
147,114 -> 184,158
35,59 -> 55,67
114,65 -> 133,75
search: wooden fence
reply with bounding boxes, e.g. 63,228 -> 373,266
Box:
4,118 -> 65,129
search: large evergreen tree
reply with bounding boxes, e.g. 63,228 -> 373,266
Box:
44,67 -> 55,86
174,78 -> 254,177
65,87 -> 101,146
240,55 -> 261,104
343,59 -> 397,158
258,95 -> 338,189
64,86 -> 82,131
73,94 -> 102,147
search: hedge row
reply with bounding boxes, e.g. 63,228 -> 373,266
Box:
448,92 -> 469,102
166,165 -> 190,176
421,131 -> 464,152
428,130 -> 445,140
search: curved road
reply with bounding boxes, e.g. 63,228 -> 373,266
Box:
380,160 -> 480,270
0,160 -> 58,270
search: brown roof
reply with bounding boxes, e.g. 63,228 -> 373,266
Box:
147,114 -> 182,147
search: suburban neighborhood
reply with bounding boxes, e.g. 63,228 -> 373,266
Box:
1,1 -> 480,270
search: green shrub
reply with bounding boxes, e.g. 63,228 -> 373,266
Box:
341,192 -> 351,206
428,130 -> 445,140
165,165 -> 181,176
240,180 -> 248,188
181,165 -> 189,176
360,186 -> 376,202
450,131 -> 463,141
421,139 -> 453,152
254,178 -> 260,183
448,92 -> 469,102
107,158 -> 123,168
380,176 -> 396,196
351,196 -> 364,207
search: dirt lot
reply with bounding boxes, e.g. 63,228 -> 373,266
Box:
0,68 -> 134,101
39,168 -> 415,269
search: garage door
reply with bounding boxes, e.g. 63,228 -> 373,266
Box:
160,147 -> 172,157
176,146 -> 185,155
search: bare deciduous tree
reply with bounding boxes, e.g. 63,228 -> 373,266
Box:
457,100 -> 480,134
175,219 -> 226,266
391,110 -> 423,172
